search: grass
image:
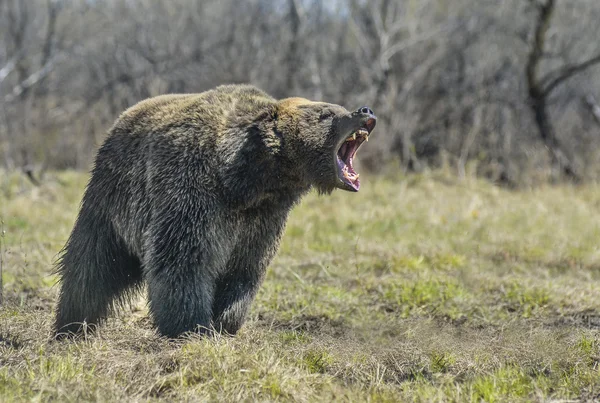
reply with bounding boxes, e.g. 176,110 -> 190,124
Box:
1,169 -> 600,401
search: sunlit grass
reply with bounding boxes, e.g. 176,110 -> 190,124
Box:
1,170 -> 600,401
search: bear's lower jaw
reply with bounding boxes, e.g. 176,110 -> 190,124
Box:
335,129 -> 369,191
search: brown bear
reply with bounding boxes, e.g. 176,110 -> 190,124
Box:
54,84 -> 376,338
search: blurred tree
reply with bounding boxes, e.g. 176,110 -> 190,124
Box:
526,0 -> 600,181
1,0 -> 599,185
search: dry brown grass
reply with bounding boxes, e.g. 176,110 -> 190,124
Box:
1,170 -> 600,401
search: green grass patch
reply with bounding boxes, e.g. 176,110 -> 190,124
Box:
1,170 -> 600,401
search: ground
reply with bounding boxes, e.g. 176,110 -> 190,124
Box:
0,170 -> 599,402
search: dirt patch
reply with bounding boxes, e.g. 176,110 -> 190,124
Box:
0,331 -> 23,349
256,313 -> 350,337
548,309 -> 600,329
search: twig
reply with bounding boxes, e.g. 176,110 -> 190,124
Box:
3,55 -> 63,103
542,54 -> 600,96
23,166 -> 41,187
525,0 -> 580,181
584,94 -> 600,126
0,218 -> 4,306
458,106 -> 483,179
380,22 -> 454,62
0,55 -> 18,84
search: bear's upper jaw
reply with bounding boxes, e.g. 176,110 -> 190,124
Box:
336,127 -> 371,192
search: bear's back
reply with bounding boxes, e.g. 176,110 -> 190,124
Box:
110,85 -> 276,140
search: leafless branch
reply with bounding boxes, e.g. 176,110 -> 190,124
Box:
542,53 -> 600,96
458,106 -> 483,179
584,94 -> 600,126
380,23 -> 453,62
525,0 -> 580,181
3,55 -> 62,102
0,55 -> 18,84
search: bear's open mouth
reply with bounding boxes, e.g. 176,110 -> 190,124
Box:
336,127 -> 371,191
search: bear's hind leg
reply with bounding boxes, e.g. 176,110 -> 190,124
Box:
54,211 -> 143,338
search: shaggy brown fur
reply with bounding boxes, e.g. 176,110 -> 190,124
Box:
54,84 -> 376,338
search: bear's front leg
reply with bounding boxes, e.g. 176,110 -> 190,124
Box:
212,211 -> 288,335
211,268 -> 263,335
144,217 -> 220,337
143,174 -> 234,338
146,264 -> 215,338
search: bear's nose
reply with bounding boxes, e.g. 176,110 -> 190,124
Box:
358,106 -> 374,116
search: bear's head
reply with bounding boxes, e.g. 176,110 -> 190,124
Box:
275,98 -> 376,194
